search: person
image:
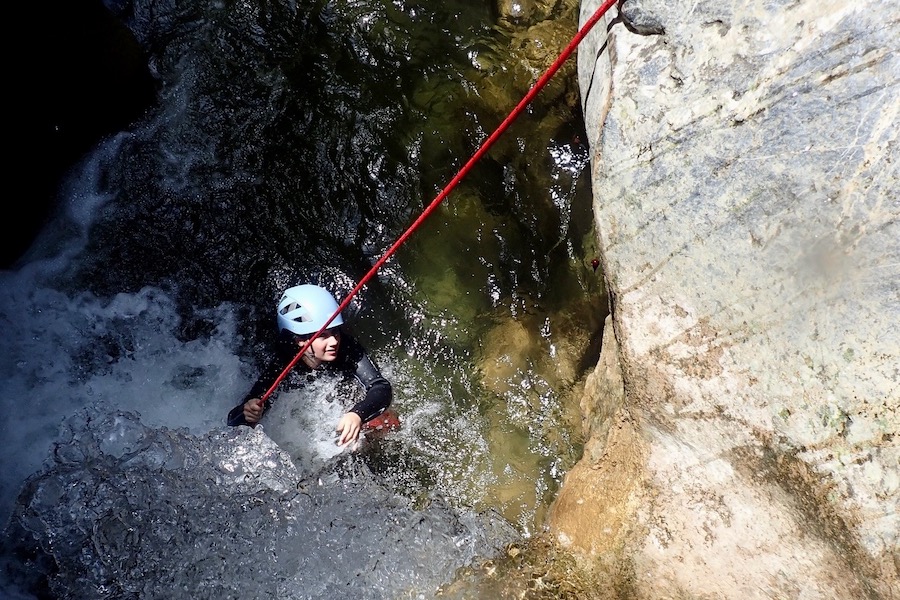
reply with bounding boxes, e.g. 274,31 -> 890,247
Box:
227,284 -> 397,447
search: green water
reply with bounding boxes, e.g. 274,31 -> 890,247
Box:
344,0 -> 610,534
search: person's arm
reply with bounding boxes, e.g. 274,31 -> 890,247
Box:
348,352 -> 392,423
226,378 -> 270,426
335,336 -> 392,446
226,337 -> 295,427
226,396 -> 269,427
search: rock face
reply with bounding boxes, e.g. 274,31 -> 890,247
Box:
549,0 -> 899,597
9,1 -> 155,268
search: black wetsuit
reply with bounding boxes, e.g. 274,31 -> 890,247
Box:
226,332 -> 392,427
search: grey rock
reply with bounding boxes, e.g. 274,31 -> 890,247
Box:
554,0 -> 900,596
620,0 -> 667,35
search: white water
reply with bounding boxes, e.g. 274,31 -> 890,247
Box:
0,136 -> 256,527
0,134 -> 518,599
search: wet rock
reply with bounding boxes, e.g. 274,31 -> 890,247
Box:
496,0 -> 565,26
497,0 -> 536,23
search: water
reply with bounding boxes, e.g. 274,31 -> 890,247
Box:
1,0 -> 606,597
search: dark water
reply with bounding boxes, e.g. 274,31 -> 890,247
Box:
8,1 -> 157,268
1,0 -> 607,596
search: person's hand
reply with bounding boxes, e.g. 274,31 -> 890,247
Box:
336,412 -> 362,447
243,398 -> 265,424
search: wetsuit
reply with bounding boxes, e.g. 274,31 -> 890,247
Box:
226,332 -> 392,427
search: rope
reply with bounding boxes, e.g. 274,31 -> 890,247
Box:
259,0 -> 617,403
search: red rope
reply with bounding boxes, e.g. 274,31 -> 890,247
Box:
260,0 -> 617,403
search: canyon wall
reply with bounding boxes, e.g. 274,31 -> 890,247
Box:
549,1 -> 899,597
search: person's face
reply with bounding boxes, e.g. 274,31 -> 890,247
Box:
305,326 -> 341,361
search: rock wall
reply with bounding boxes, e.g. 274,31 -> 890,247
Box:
549,0 -> 899,597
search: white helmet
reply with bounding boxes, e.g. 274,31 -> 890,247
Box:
276,285 -> 344,336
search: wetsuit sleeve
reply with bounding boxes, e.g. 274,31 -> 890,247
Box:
226,378 -> 274,427
226,339 -> 294,427
226,395 -> 274,427
345,338 -> 392,424
227,403 -> 248,427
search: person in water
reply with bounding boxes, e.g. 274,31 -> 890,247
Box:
227,284 -> 396,446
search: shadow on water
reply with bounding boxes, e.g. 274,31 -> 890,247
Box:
3,0 -> 610,597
